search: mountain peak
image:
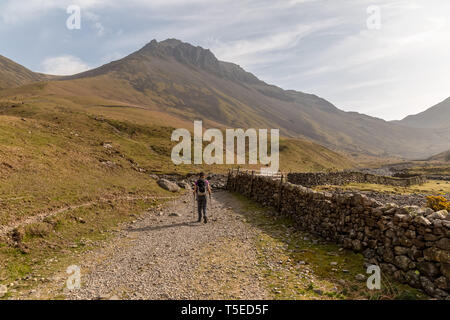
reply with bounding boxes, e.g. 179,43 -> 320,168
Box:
137,38 -> 260,84
143,38 -> 183,49
140,38 -> 218,68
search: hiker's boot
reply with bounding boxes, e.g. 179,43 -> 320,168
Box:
197,216 -> 202,223
204,216 -> 208,224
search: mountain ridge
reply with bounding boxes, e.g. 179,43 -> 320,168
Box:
428,150 -> 450,162
0,54 -> 56,90
396,97 -> 450,129
2,39 -> 450,159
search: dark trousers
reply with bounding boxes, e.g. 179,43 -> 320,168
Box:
197,196 -> 207,219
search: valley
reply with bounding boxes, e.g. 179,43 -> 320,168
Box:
0,38 -> 449,301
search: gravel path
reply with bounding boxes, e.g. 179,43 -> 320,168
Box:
64,191 -> 270,300
14,190 -> 427,300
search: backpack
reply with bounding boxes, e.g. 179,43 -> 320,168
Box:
197,179 -> 207,196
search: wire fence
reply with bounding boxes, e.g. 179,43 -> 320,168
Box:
228,168 -> 287,181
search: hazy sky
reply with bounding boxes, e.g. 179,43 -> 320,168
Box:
1,0 -> 449,120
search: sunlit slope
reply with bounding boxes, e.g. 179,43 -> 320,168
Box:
51,39 -> 449,159
428,150 -> 450,162
397,97 -> 450,129
0,55 -> 54,90
0,94 -> 353,222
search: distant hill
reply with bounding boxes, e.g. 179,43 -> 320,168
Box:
56,39 -> 448,159
396,97 -> 450,129
0,55 -> 54,90
2,39 -> 449,159
428,150 -> 450,162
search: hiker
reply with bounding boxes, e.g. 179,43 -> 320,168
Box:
193,172 -> 212,223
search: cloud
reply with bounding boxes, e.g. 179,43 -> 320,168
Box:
40,55 -> 91,75
84,11 -> 106,36
210,19 -> 341,66
0,0 -> 105,24
1,0 -> 449,120
282,0 -> 450,120
94,22 -> 105,36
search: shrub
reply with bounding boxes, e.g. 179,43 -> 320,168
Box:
24,222 -> 52,238
426,195 -> 450,211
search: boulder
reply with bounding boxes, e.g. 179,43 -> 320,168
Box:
157,179 -> 180,192
441,263 -> 450,279
394,246 -> 409,255
355,274 -> 366,281
435,276 -> 450,291
428,210 -> 448,220
414,216 -> 431,226
394,255 -> 411,271
417,261 -> 440,277
420,276 -> 436,296
436,238 -> 450,251
405,270 -> 421,288
169,213 -> 182,217
177,181 -> 192,190
352,239 -> 362,251
424,247 -> 450,262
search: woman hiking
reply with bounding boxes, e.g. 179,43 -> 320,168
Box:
193,172 -> 212,224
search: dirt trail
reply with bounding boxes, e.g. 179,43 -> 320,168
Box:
58,191 -> 270,300
0,195 -> 177,238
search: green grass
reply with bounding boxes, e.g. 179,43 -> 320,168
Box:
0,101 -> 178,225
407,165 -> 450,176
315,180 -> 450,196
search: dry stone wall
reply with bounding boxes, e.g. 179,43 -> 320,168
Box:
287,171 -> 426,188
227,171 -> 450,298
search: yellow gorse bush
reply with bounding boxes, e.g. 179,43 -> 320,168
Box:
426,195 -> 450,211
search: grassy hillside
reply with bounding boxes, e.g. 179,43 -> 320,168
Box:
428,150 -> 450,162
0,92 -> 352,225
0,55 -> 54,90
0,101 -> 172,226
398,97 -> 450,129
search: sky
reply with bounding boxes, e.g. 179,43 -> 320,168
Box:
0,0 -> 449,121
